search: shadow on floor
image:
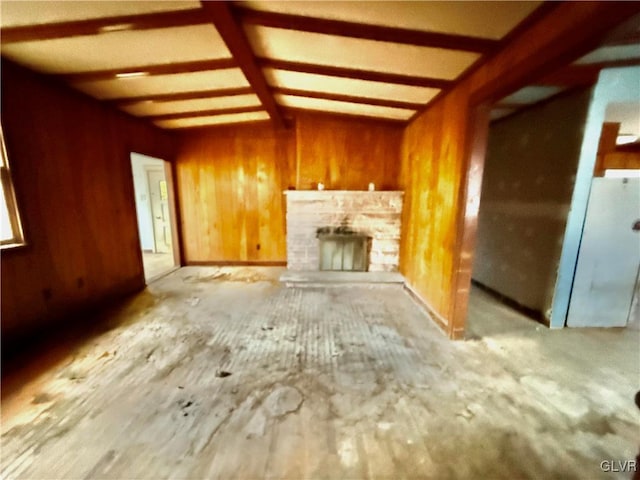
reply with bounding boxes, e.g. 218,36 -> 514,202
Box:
1,288 -> 156,401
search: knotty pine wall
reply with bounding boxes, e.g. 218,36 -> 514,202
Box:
399,2 -> 634,339
1,60 -> 177,346
175,113 -> 402,264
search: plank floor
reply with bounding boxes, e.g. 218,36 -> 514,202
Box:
1,267 -> 638,480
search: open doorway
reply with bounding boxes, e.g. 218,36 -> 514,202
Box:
466,86 -> 593,337
130,152 -> 178,282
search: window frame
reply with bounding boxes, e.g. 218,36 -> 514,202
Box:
0,124 -> 25,249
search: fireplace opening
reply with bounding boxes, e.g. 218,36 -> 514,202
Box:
317,226 -> 369,271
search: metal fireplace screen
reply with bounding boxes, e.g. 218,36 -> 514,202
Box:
318,232 -> 368,271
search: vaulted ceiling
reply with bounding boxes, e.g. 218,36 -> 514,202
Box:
1,1 -> 638,130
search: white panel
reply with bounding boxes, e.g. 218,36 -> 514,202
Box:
500,86 -> 564,105
264,69 -> 439,104
1,25 -> 230,74
604,169 -> 640,178
155,111 -> 270,129
75,69 -> 249,100
0,1 -> 201,27
567,178 -> 640,327
575,45 -> 640,65
247,25 -> 479,80
240,1 -> 541,39
122,95 -> 262,116
276,94 -> 414,120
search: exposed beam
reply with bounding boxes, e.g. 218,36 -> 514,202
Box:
234,6 -> 498,54
282,106 -> 407,125
272,87 -> 424,110
601,12 -> 640,46
259,58 -> 452,89
536,65 -> 600,88
1,9 -> 208,43
144,105 -> 264,121
112,87 -> 255,106
199,1 -> 285,128
58,58 -> 236,83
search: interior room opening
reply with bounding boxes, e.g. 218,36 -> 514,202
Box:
130,152 -> 177,282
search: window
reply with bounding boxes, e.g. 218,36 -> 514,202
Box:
0,124 -> 25,248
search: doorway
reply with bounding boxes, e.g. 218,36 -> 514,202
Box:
130,152 -> 178,281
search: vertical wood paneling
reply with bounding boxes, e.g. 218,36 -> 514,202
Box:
296,113 -> 403,191
175,125 -> 295,263
175,112 -> 402,264
1,60 -> 177,345
400,87 -> 471,330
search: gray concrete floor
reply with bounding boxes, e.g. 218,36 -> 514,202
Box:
1,267 -> 638,479
142,251 -> 175,281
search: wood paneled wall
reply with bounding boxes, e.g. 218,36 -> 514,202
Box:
1,60 -> 177,345
399,1 -> 638,338
175,113 -> 402,264
400,86 -> 472,332
295,112 -> 403,191
176,124 -> 295,263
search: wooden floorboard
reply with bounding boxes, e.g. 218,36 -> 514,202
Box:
1,267 -> 638,479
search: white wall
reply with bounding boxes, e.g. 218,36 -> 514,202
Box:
130,152 -> 165,252
550,66 -> 640,328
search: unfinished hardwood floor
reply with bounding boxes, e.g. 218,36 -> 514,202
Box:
1,268 -> 638,479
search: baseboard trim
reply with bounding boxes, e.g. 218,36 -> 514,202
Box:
403,282 -> 450,336
471,279 -> 547,325
186,261 -> 287,267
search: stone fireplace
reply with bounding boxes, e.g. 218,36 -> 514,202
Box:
284,190 -> 403,272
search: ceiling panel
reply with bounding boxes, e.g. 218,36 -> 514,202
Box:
490,108 -> 517,121
574,44 -> 640,65
500,86 -> 564,105
74,69 -> 250,100
122,94 -> 262,117
246,25 -> 479,79
1,25 -> 230,74
0,1 -> 201,27
276,94 -> 414,120
239,1 -> 541,40
264,69 -> 439,104
154,111 -> 270,129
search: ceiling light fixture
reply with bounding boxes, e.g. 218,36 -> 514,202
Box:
115,72 -> 149,79
99,23 -> 134,33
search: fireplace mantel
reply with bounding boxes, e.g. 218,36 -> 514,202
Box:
284,190 -> 404,272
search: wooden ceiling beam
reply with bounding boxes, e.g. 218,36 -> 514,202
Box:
234,6 -> 498,54
1,9 -> 208,43
259,58 -> 452,89
272,87 -> 423,111
57,58 -> 237,83
200,1 -> 285,128
144,105 -> 264,121
111,87 -> 255,106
